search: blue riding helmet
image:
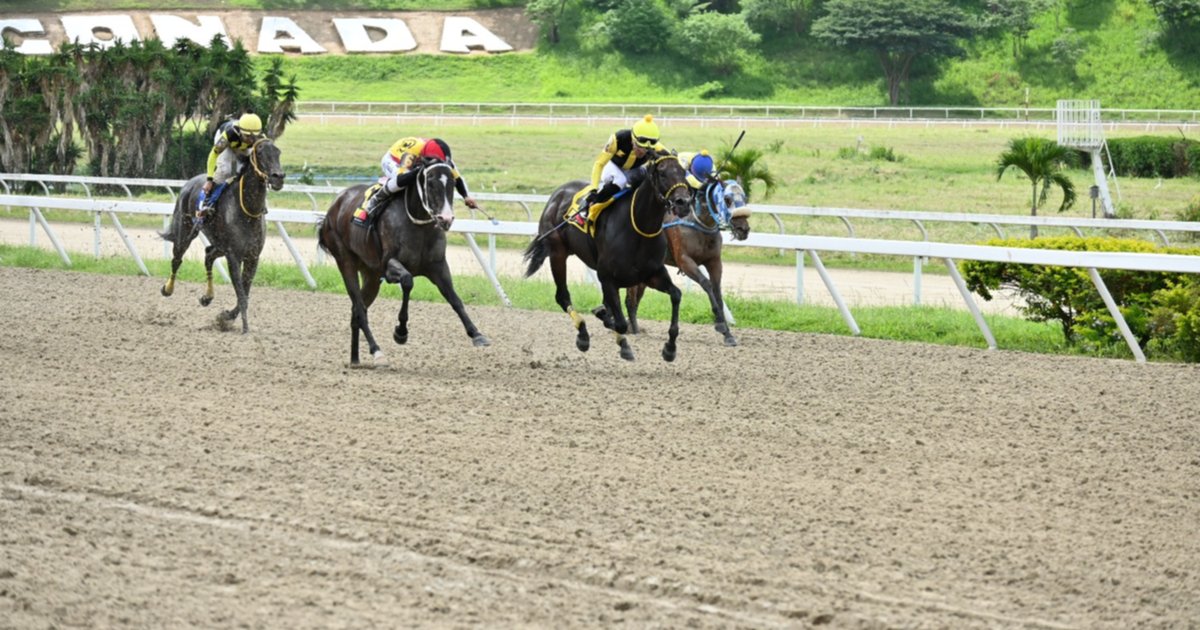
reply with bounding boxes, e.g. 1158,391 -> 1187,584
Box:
690,152 -> 715,181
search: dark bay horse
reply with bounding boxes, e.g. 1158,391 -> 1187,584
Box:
318,160 -> 490,366
523,151 -> 692,361
159,137 -> 285,333
625,179 -> 751,346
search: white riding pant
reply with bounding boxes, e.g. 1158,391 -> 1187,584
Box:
599,161 -> 632,189
212,149 -> 244,185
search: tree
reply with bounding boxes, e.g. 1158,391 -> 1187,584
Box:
527,0 -> 576,44
741,0 -> 821,38
811,0 -> 974,105
1147,0 -> 1200,26
981,0 -> 1047,60
674,11 -> 761,76
995,136 -> 1076,238
716,144 -> 777,201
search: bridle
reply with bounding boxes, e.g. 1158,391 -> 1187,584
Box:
630,155 -> 688,238
406,161 -> 453,225
238,137 -> 273,218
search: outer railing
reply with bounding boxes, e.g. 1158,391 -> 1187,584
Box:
6,178 -> 1200,361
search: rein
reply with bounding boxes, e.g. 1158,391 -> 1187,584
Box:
663,182 -> 726,234
407,162 -> 452,225
630,155 -> 687,238
238,137 -> 271,219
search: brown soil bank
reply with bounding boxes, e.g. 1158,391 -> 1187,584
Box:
1,267 -> 1197,628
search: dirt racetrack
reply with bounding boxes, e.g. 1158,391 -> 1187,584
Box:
1,266 -> 1198,628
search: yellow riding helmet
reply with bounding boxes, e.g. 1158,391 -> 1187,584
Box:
631,114 -> 660,147
238,113 -> 263,133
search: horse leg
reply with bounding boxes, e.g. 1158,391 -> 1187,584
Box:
644,267 -> 682,362
335,261 -> 376,365
227,255 -> 259,334
704,259 -> 737,346
550,249 -> 589,352
596,277 -> 634,361
199,245 -> 218,307
385,258 -> 414,345
428,264 -> 491,347
624,284 -> 647,335
160,223 -> 195,297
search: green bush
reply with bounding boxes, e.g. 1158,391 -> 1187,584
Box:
960,236 -> 1200,358
1098,136 -> 1200,178
1147,277 -> 1200,362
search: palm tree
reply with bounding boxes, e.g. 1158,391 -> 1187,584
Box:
996,136 -> 1077,238
716,145 -> 777,201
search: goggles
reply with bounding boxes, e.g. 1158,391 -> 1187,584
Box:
633,135 -> 658,148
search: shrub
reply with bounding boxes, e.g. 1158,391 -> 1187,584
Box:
1101,136 -> 1200,178
1147,277 -> 1200,362
960,236 -> 1200,358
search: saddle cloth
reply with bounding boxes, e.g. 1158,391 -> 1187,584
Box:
351,183 -> 385,227
564,185 -> 618,237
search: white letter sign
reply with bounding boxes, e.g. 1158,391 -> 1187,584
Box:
333,18 -> 417,53
439,17 -> 512,54
257,16 -> 325,54
0,19 -> 53,55
61,15 -> 140,49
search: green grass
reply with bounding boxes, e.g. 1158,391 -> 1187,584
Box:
1,241 -> 1130,360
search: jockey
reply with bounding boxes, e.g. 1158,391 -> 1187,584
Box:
569,114 -> 668,227
197,112 -> 263,224
362,137 -> 478,222
678,150 -> 717,189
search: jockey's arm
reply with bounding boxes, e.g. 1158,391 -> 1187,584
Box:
452,166 -> 477,209
204,134 -> 230,191
590,134 -> 619,188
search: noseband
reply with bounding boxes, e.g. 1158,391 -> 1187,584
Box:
630,155 -> 689,238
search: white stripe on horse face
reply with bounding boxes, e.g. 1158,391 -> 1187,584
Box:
434,170 -> 454,221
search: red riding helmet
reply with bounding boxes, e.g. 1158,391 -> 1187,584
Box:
420,138 -> 451,161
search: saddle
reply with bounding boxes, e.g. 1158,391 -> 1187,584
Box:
564,185 -> 620,237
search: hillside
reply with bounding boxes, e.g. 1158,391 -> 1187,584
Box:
3,1 -> 1198,108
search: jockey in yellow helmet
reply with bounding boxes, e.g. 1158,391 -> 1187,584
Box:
197,112 -> 263,224
569,114 -> 667,227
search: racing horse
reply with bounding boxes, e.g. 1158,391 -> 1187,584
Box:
523,150 -> 693,361
318,159 -> 490,366
624,179 -> 751,346
159,137 -> 285,334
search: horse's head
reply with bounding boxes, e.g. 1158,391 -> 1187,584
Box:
723,180 -> 751,241
251,138 -> 285,191
417,161 -> 456,231
649,150 -> 692,218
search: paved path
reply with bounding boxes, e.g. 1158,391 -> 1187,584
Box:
0,218 -> 1023,315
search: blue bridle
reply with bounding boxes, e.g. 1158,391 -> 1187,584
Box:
663,180 -> 747,234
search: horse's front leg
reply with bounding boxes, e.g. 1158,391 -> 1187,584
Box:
595,278 -> 634,361
550,248 -> 588,352
229,256 -> 260,334
624,284 -> 647,335
703,259 -> 736,346
199,245 -> 219,307
385,258 -> 414,345
644,266 -> 682,362
222,253 -> 249,333
428,264 -> 490,347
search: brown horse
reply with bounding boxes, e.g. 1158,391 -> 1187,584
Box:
318,160 -> 489,365
625,179 -> 750,346
159,137 -> 285,333
523,151 -> 692,361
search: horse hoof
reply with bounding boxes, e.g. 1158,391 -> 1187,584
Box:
472,335 -> 491,347
662,344 -> 677,362
199,295 -> 213,307
723,336 -> 739,347
576,335 -> 590,352
160,286 -> 172,297
393,328 -> 408,345
620,347 -> 636,361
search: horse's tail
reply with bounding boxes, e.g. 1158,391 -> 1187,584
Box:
316,215 -> 330,255
522,235 -> 548,278
159,206 -> 180,243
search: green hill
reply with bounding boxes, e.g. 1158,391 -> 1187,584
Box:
4,0 -> 1198,108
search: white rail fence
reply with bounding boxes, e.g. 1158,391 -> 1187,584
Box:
6,173 -> 1200,362
294,101 -> 1200,131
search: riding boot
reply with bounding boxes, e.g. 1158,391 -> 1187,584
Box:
364,188 -> 391,223
570,197 -> 591,228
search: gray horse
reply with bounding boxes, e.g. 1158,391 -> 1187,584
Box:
159,138 -> 285,333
